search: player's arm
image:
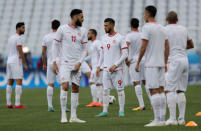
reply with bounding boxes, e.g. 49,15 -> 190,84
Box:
110,40 -> 128,72
164,40 -> 170,72
96,46 -> 104,77
136,40 -> 148,72
42,46 -> 47,71
125,41 -> 131,66
186,39 -> 194,49
17,46 -> 28,71
74,30 -> 88,72
52,27 -> 62,74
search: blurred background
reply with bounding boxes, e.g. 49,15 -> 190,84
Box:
0,0 -> 201,88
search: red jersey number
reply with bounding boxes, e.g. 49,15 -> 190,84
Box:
107,44 -> 111,50
72,36 -> 76,42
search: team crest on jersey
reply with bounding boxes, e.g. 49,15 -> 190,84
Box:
78,32 -> 81,37
112,40 -> 116,44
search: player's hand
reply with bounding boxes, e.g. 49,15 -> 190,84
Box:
53,62 -> 58,75
125,59 -> 131,67
24,64 -> 28,72
165,64 -> 168,72
74,62 -> 81,72
96,66 -> 101,77
109,65 -> 117,72
88,62 -> 92,70
42,64 -> 47,71
135,63 -> 140,72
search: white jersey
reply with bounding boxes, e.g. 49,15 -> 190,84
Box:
88,40 -> 102,69
141,22 -> 167,67
7,34 -> 23,64
54,24 -> 88,69
101,32 -> 127,69
42,32 -> 56,65
126,31 -> 144,63
165,24 -> 191,61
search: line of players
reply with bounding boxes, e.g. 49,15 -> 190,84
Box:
6,5 -> 194,126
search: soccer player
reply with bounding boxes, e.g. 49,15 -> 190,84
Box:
42,20 -> 60,112
96,18 -> 128,117
125,18 -> 149,111
86,29 -> 103,107
52,9 -> 87,123
6,22 -> 28,109
135,6 -> 169,127
165,11 -> 194,126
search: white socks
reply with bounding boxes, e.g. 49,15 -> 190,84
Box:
97,85 -> 103,103
91,84 -> 98,102
71,93 -> 79,118
159,93 -> 166,121
177,92 -> 186,120
47,86 -> 53,108
103,89 -> 110,112
151,93 -> 161,122
166,92 -> 176,121
145,87 -> 151,104
135,85 -> 144,108
118,90 -> 125,112
60,89 -> 67,119
6,85 -> 12,105
15,85 -> 22,106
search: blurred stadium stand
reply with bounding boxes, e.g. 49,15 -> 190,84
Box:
0,0 -> 201,57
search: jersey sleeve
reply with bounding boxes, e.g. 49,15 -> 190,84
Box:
125,34 -> 131,43
141,25 -> 150,41
16,37 -> 22,47
120,37 -> 128,50
81,29 -> 88,45
54,27 -> 63,42
187,31 -> 192,41
42,36 -> 47,47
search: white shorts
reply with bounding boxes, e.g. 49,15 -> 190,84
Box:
145,67 -> 165,89
165,58 -> 189,92
80,61 -> 91,74
103,69 -> 124,91
47,64 -> 56,84
89,69 -> 103,84
60,64 -> 81,86
129,62 -> 145,82
6,63 -> 23,79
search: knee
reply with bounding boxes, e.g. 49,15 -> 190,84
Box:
72,83 -> 79,93
61,82 -> 69,91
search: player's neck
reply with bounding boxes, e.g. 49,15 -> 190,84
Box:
16,31 -> 20,35
148,18 -> 156,23
108,30 -> 116,36
70,21 -> 77,28
131,28 -> 139,32
168,22 -> 177,24
52,29 -> 57,32
92,37 -> 96,42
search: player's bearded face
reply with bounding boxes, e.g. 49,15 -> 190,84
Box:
19,26 -> 25,35
75,13 -> 84,27
104,22 -> 111,33
88,32 -> 92,40
144,11 -> 149,22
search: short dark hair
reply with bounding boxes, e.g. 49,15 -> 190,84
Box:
52,19 -> 60,30
166,11 -> 178,23
70,9 -> 82,18
130,18 -> 139,28
104,18 -> 115,25
89,29 -> 97,36
16,22 -> 25,29
145,5 -> 157,17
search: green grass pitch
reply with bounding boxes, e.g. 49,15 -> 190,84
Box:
0,85 -> 201,131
